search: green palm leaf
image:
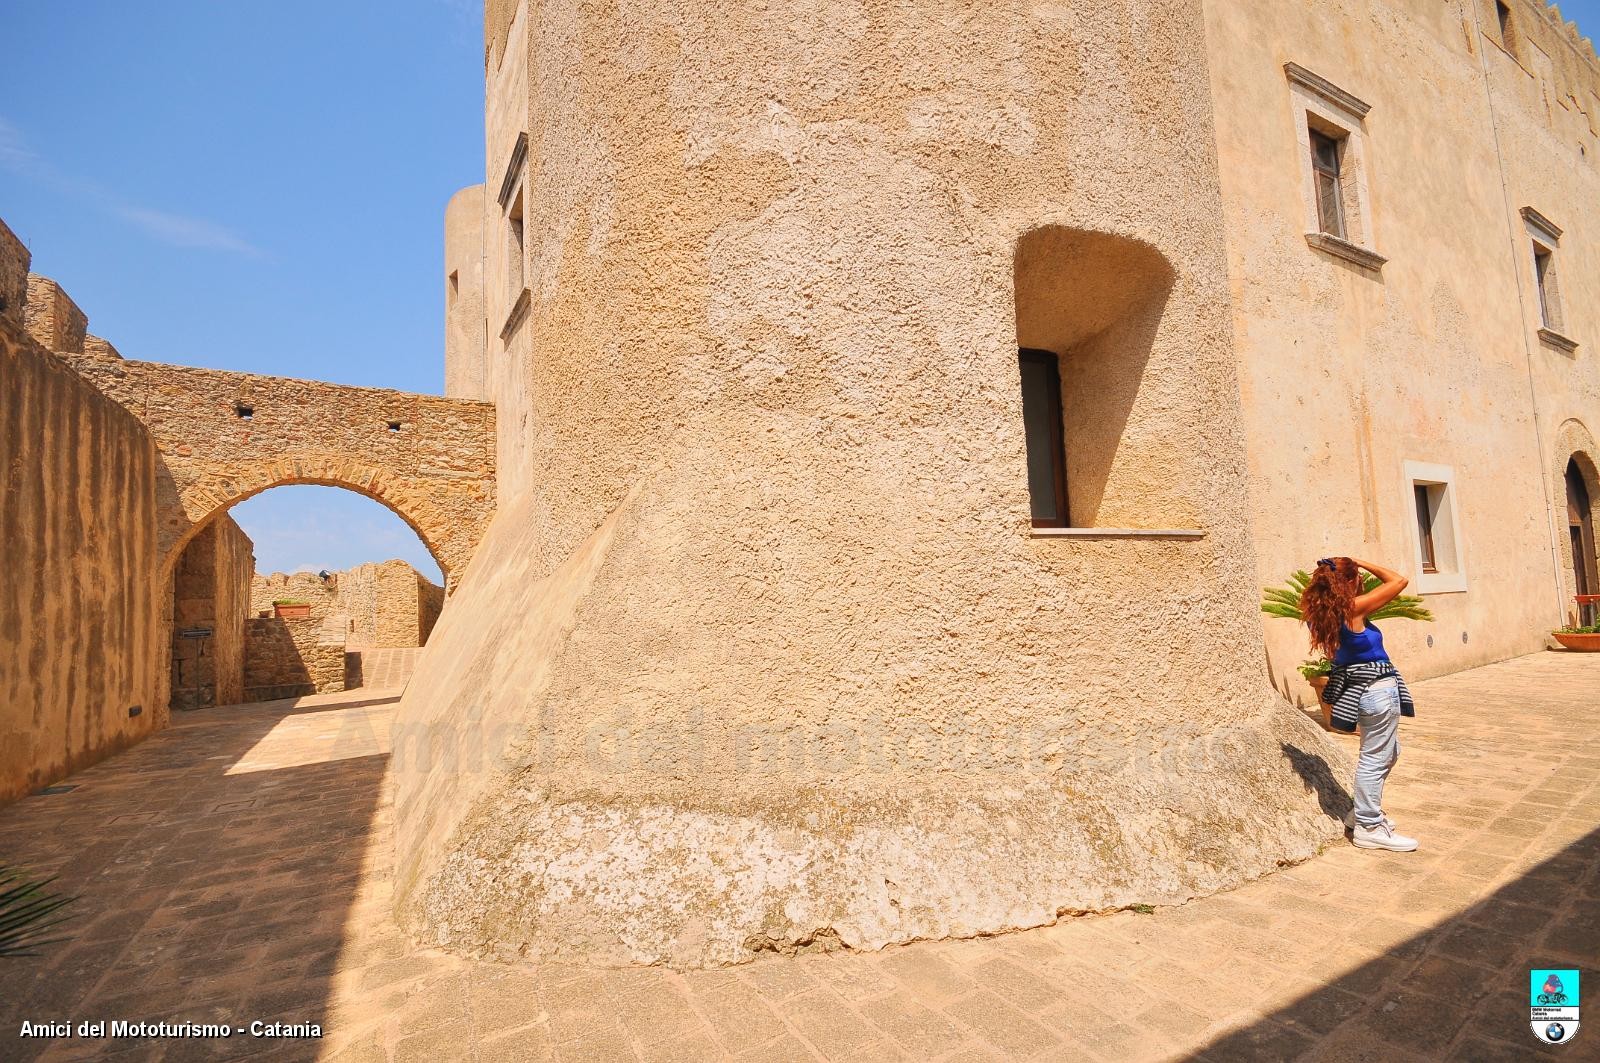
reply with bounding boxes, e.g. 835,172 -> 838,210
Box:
0,865 -> 77,957
1260,571 -> 1433,624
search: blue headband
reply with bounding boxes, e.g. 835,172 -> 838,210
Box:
1316,558 -> 1336,571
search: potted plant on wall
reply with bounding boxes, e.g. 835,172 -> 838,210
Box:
1552,623 -> 1600,651
273,599 -> 312,620
1262,569 -> 1434,707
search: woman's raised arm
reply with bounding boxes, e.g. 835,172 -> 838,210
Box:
1350,557 -> 1408,617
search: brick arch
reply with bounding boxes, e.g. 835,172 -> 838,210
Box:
163,460 -> 463,587
1552,418 -> 1600,623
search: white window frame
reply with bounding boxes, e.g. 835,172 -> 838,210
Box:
1403,460 -> 1468,594
1286,63 -> 1386,271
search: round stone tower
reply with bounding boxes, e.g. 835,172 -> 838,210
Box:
394,0 -> 1348,967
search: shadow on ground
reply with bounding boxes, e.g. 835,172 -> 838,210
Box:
1196,823 -> 1600,1061
0,696 -> 397,1062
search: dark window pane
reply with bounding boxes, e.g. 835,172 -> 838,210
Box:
1311,131 -> 1340,173
1535,245 -> 1554,327
1018,350 -> 1068,526
1414,484 -> 1437,573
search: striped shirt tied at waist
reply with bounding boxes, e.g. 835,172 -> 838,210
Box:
1321,659 -> 1415,733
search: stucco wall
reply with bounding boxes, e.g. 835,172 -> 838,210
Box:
0,316 -> 162,803
170,515 -> 255,710
1206,0 -> 1600,702
393,0 -> 1349,968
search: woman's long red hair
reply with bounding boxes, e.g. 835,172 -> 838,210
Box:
1302,557 -> 1362,658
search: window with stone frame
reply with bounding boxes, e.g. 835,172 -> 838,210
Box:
1523,207 -> 1577,352
1404,461 -> 1467,594
1285,63 -> 1385,272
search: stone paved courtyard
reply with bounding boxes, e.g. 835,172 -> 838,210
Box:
1,652 -> 1596,1062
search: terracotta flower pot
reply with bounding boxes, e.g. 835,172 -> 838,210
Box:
1553,631 -> 1600,651
1308,676 -> 1330,702
274,603 -> 312,620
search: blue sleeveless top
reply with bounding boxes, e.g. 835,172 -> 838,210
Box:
1334,620 -> 1389,666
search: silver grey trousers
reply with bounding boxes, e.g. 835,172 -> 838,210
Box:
1353,678 -> 1402,829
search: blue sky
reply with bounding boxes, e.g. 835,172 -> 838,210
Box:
1,1 -> 483,582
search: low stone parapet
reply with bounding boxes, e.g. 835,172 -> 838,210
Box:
243,613 -> 348,702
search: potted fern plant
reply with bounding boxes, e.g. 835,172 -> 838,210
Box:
1262,569 -> 1434,704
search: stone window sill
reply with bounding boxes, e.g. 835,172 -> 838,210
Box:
1414,571 -> 1468,595
1030,528 -> 1206,541
1305,232 -> 1387,272
500,288 -> 531,343
1538,327 -> 1579,354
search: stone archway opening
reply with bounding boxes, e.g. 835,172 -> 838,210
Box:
167,483 -> 450,713
1563,453 -> 1600,626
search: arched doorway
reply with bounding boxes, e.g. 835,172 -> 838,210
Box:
1566,458 -> 1598,625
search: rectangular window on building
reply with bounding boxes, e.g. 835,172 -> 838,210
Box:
1404,461 -> 1467,593
1310,129 -> 1345,239
1018,348 -> 1068,528
1286,64 -> 1383,270
507,191 -> 525,300
1522,208 -> 1575,351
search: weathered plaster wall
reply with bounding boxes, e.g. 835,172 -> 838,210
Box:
170,515 -> 255,711
1205,0 -> 1600,702
445,184 -> 489,400
57,353 -> 496,590
0,316 -> 162,803
394,0 -> 1349,968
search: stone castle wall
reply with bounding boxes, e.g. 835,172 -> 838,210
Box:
0,228 -> 164,802
250,570 -> 342,621
170,515 -> 255,711
58,353 -> 496,591
251,559 -> 442,647
243,614 -> 347,702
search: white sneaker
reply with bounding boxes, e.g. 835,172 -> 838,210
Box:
1344,811 -> 1396,832
1352,822 -> 1419,852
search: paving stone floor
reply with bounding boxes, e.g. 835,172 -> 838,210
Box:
345,648 -> 420,694
1,652 -> 1596,1062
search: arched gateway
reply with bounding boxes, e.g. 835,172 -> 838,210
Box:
62,352 -> 495,590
